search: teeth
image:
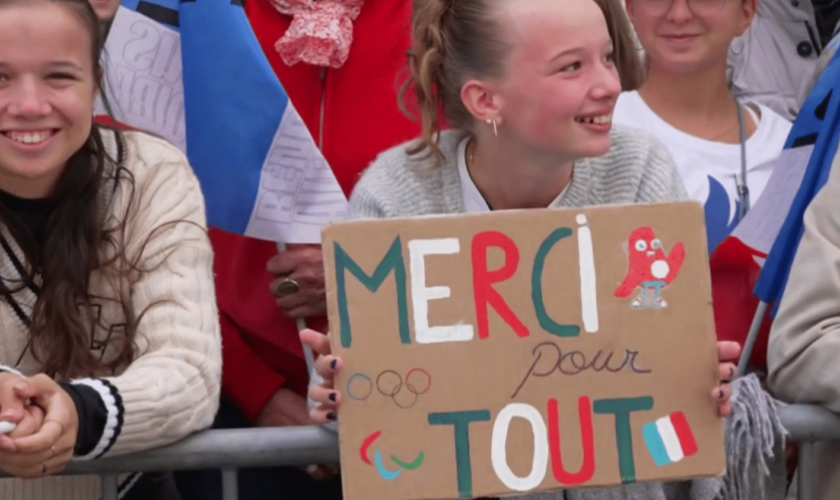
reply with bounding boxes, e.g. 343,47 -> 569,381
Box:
5,131 -> 52,145
575,114 -> 612,125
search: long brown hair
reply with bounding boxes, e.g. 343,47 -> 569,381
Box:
0,0 -> 143,378
399,0 -> 644,166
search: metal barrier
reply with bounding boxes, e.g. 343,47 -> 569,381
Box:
779,404 -> 840,500
0,426 -> 339,500
0,404 -> 835,500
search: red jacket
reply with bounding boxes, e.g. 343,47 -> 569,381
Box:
213,0 -> 419,421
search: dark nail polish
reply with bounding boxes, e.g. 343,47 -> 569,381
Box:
718,389 -> 724,399
330,359 -> 337,369
329,392 -> 337,402
326,412 -> 336,421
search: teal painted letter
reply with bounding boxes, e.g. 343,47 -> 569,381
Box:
593,397 -> 654,484
429,410 -> 491,498
334,237 -> 410,348
532,228 -> 580,337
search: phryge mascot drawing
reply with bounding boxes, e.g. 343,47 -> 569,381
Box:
614,227 -> 685,309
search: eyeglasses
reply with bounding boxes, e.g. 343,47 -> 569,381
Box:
635,0 -> 727,17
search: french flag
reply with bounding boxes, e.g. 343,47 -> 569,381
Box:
100,0 -> 348,243
642,411 -> 698,467
708,41 -> 840,371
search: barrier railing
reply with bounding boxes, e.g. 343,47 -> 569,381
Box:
0,404 -> 834,500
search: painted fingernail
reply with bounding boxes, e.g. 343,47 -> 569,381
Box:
329,392 -> 337,402
718,389 -> 724,399
326,412 -> 336,421
330,359 -> 337,370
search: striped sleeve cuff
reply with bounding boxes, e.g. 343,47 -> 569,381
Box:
72,378 -> 124,460
0,365 -> 23,376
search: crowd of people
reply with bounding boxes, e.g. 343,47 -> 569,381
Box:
0,0 -> 838,498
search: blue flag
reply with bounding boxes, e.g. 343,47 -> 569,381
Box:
179,0 -> 291,236
108,0 -> 347,242
753,41 -> 840,314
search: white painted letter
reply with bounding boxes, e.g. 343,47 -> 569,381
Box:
576,214 -> 599,333
408,238 -> 474,343
491,403 -> 548,491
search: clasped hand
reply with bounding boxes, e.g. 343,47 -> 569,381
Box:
0,373 -> 78,479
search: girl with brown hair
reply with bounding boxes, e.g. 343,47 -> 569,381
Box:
0,0 -> 221,497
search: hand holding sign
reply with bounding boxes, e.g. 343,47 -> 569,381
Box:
301,329 -> 342,423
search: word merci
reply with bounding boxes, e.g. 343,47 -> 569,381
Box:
334,215 -> 599,348
427,396 -> 671,498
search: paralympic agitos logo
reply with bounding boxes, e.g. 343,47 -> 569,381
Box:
360,431 -> 425,480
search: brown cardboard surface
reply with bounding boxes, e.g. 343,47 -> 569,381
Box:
322,202 -> 724,500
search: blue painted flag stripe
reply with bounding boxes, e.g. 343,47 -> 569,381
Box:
643,422 -> 670,467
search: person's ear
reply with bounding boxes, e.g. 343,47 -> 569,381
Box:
460,79 -> 505,127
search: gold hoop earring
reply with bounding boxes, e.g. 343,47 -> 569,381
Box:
486,118 -> 498,138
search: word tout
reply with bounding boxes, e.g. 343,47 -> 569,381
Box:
426,395 -> 680,498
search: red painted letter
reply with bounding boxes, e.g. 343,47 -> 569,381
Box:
548,396 -> 595,485
472,231 -> 529,339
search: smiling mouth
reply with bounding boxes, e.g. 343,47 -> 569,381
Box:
2,130 -> 56,145
575,114 -> 612,125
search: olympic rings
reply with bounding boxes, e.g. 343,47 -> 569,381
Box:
346,373 -> 373,401
405,368 -> 432,395
347,369 -> 432,408
376,370 -> 403,397
376,368 -> 431,409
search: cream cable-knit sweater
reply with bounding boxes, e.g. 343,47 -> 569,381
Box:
0,130 -> 221,498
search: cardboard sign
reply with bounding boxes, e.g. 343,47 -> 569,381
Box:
322,202 -> 724,500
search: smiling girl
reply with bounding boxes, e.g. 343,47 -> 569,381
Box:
301,0 -> 786,498
0,0 -> 220,498
615,0 -> 792,255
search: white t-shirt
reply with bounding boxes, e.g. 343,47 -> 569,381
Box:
456,137 -> 569,212
612,91 -> 792,254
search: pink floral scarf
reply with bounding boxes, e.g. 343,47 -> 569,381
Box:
269,0 -> 365,68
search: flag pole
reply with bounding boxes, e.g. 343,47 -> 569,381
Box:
736,300 -> 769,377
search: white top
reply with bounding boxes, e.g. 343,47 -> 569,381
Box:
456,137 -> 568,212
613,91 -> 792,253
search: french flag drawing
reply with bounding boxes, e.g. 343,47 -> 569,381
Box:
642,411 -> 698,467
